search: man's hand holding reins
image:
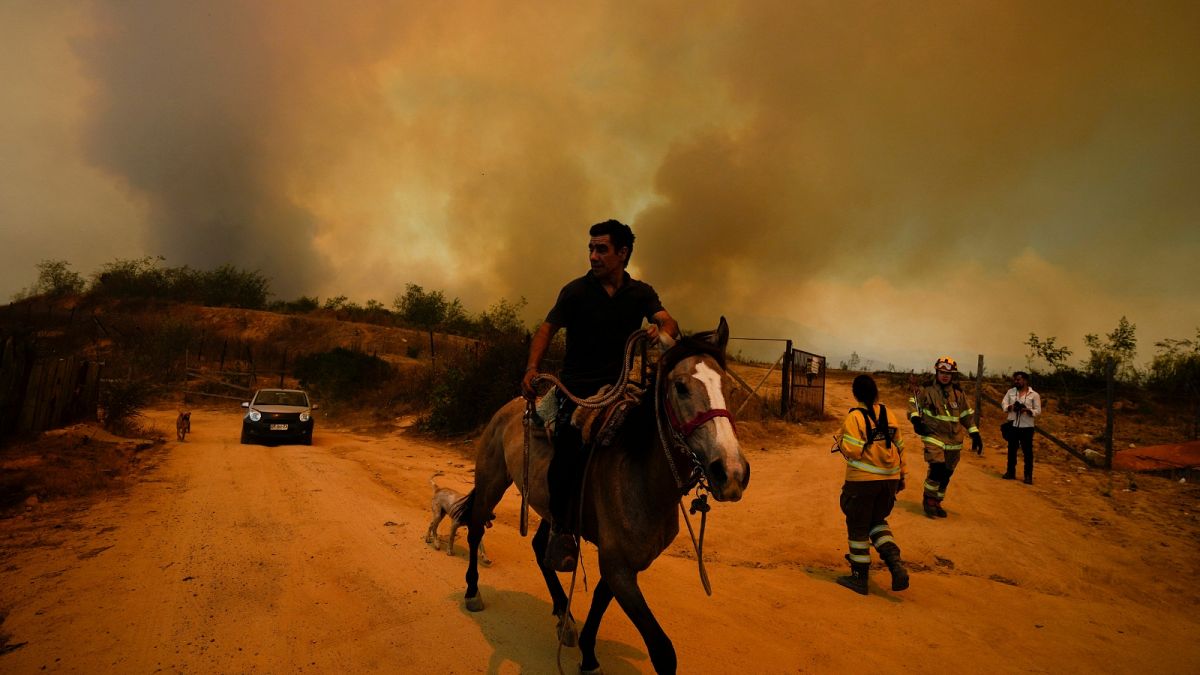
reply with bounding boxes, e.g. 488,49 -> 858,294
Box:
521,367 -> 540,401
522,321 -> 559,402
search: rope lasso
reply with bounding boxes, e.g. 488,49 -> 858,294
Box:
522,328 -> 652,537
530,328 -> 651,409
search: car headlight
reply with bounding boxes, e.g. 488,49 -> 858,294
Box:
300,411 -> 311,422
249,409 -> 261,422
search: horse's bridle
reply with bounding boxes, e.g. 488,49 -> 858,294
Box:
654,355 -> 734,598
664,403 -> 737,440
655,357 -> 738,493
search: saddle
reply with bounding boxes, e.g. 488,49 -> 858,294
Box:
571,382 -> 645,448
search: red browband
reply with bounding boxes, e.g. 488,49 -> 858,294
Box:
667,404 -> 737,439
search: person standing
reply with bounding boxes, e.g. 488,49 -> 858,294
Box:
908,356 -> 982,518
1001,371 -> 1041,484
521,219 -> 679,572
834,374 -> 909,595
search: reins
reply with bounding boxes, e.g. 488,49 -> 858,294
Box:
653,352 -> 722,597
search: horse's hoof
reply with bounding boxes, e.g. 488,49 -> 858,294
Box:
465,595 -> 485,612
481,558 -> 493,567
559,629 -> 577,648
557,616 -> 578,648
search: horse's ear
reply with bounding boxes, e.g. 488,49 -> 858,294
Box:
714,316 -> 729,351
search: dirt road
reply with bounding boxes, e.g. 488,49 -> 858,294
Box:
2,396 -> 1198,673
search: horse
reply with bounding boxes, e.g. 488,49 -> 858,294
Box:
461,317 -> 750,674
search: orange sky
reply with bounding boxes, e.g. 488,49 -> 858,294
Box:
2,1 -> 1197,370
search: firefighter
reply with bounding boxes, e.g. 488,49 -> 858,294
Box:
834,374 -> 910,595
908,356 -> 982,518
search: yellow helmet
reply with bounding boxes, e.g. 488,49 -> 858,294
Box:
934,356 -> 958,373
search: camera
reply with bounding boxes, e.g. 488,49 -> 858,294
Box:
1011,401 -> 1026,412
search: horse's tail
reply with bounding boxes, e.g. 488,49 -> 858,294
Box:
457,488 -> 495,529
450,488 -> 473,523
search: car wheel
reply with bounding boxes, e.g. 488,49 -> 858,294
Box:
302,430 -> 313,446
241,427 -> 250,445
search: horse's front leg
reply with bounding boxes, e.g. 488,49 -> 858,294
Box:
606,568 -> 676,674
532,520 -> 576,647
579,577 -> 613,674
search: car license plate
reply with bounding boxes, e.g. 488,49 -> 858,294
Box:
270,423 -> 288,431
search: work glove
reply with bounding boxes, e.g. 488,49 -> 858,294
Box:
897,477 -> 906,493
971,431 -> 983,455
911,417 -> 930,437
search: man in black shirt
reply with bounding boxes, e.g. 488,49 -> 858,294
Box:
521,219 -> 678,572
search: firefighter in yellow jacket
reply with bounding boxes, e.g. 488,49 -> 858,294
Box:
834,374 -> 910,595
908,356 -> 982,518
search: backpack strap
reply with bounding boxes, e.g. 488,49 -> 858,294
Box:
877,404 -> 893,449
851,406 -> 874,446
853,404 -> 895,449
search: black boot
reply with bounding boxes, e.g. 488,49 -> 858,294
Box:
922,496 -> 939,518
881,549 -> 910,591
836,556 -> 869,596
934,501 -> 948,518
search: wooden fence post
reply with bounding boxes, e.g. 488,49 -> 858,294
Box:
1104,358 -> 1116,470
781,340 -> 793,417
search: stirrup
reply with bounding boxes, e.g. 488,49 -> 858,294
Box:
544,531 -> 578,573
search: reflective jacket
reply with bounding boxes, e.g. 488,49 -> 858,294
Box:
838,403 -> 907,482
908,382 -> 978,452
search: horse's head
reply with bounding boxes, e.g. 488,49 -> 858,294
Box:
659,316 -> 750,502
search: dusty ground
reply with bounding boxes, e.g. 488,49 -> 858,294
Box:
2,373 -> 1199,673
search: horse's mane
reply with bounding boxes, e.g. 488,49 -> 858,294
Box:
658,330 -> 727,374
602,331 -> 729,450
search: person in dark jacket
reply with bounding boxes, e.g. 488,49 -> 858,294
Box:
908,356 -> 982,518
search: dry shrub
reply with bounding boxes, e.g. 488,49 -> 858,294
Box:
101,377 -> 154,434
293,347 -> 392,402
421,335 -> 526,433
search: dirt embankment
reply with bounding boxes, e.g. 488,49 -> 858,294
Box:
1,378 -> 1198,673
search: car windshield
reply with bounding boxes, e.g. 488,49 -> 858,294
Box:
254,391 -> 309,407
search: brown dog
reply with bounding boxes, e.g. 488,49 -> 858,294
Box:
425,476 -> 490,565
176,411 -> 191,441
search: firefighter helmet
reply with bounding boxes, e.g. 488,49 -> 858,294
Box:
934,356 -> 959,373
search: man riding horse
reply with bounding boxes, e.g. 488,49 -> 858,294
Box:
521,218 -> 679,572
